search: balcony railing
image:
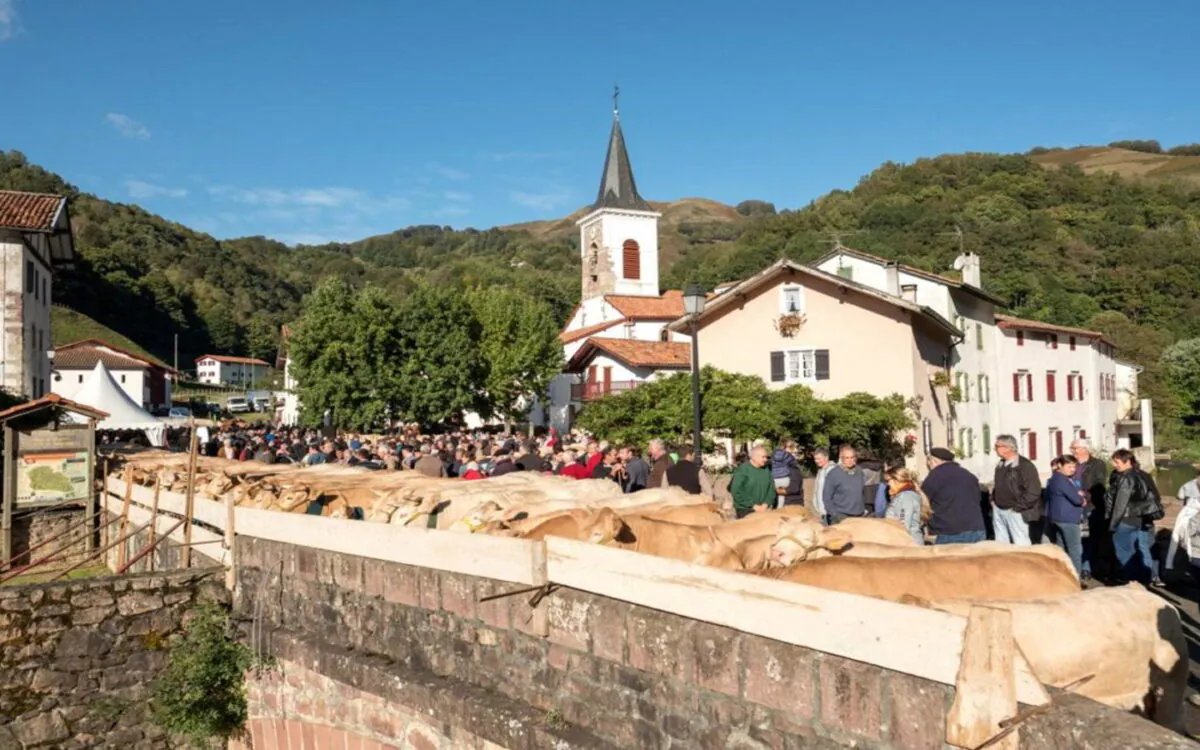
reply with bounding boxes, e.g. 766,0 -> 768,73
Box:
571,380 -> 641,402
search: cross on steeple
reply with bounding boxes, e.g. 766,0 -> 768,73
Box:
613,84 -> 620,117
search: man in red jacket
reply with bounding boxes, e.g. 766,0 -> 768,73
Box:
559,450 -> 591,480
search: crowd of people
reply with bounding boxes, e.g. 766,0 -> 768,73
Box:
153,420 -> 1181,586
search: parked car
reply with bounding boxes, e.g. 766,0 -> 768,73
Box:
168,406 -> 192,418
226,397 -> 250,414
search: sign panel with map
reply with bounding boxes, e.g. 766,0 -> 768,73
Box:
16,451 -> 91,505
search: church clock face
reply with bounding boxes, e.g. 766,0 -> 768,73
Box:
587,225 -> 600,244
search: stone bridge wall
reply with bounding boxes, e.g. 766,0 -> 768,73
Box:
235,536 -> 956,749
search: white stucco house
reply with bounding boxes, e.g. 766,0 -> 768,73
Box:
195,354 -> 271,387
0,190 -> 75,399
52,339 -> 175,412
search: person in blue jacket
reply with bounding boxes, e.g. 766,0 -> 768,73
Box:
1044,454 -> 1087,576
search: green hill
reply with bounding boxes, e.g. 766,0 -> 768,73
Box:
6,144 -> 1200,421
50,306 -> 158,361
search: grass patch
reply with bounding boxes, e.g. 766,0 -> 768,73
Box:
1,564 -> 110,587
51,306 -> 163,363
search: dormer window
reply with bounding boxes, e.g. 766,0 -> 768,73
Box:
780,285 -> 804,314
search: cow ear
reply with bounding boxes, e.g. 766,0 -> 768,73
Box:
821,530 -> 851,551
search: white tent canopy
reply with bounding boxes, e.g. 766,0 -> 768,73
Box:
67,361 -> 166,446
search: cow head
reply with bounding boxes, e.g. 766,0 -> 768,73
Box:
456,501 -> 503,532
583,508 -> 627,546
389,503 -> 429,526
767,520 -> 851,567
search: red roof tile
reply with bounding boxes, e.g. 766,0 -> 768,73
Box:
55,339 -> 171,371
54,348 -> 148,371
559,319 -> 622,344
195,354 -> 271,367
568,337 -> 691,371
0,393 -> 108,423
604,290 -> 685,319
995,315 -> 1113,346
0,190 -> 65,232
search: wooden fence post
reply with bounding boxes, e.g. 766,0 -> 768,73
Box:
224,490 -> 236,591
148,477 -> 161,573
946,605 -> 1019,750
117,465 -> 133,570
182,417 -> 198,569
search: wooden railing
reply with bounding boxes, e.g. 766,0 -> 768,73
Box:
570,380 -> 640,401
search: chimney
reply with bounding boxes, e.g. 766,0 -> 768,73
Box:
955,252 -> 981,288
884,262 -> 901,297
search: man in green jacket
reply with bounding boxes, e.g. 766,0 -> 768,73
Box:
730,446 -> 775,518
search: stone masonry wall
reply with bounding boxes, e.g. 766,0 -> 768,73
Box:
0,566 -> 226,749
235,536 -> 955,749
9,507 -> 91,570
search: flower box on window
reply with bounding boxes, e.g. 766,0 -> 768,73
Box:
774,312 -> 807,338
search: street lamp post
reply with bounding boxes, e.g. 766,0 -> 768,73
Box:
682,283 -> 707,457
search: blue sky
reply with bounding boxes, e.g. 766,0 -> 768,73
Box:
2,0 -> 1196,245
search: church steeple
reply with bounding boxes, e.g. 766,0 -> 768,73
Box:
593,89 -> 651,212
578,92 -> 660,299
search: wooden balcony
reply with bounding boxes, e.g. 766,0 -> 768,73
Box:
571,380 -> 641,402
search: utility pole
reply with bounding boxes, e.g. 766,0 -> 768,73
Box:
173,334 -> 178,374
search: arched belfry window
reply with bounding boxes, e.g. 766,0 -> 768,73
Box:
622,240 -> 641,280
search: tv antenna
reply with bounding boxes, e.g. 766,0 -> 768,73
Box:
939,225 -> 966,254
819,230 -> 865,251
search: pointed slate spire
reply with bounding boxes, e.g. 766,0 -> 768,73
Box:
593,98 -> 651,212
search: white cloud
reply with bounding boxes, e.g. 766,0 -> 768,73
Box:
442,191 -> 472,202
126,179 -> 187,200
105,112 -> 150,140
0,0 -> 18,42
428,163 -> 470,181
207,185 -> 363,208
510,188 -> 574,212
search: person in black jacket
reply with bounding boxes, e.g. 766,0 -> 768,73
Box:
664,446 -> 714,495
1105,449 -> 1163,585
921,447 -> 986,544
781,463 -> 805,507
1071,438 -> 1111,580
990,434 -> 1042,545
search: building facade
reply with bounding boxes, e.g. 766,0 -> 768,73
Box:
195,354 -> 271,387
668,260 -> 960,469
813,248 -> 1003,477
995,315 -> 1119,460
51,339 -> 175,411
0,191 -> 75,399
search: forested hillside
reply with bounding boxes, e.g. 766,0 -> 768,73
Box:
5,146 -> 1200,425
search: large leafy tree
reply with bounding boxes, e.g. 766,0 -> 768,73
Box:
392,284 -> 485,427
1163,338 -> 1200,419
288,278 -> 403,430
468,287 -> 563,424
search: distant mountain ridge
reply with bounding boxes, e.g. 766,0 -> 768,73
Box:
1030,145 -> 1200,185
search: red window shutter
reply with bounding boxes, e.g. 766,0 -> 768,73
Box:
1012,373 -> 1021,401
1050,334 -> 1058,350
1017,331 -> 1024,346
1066,375 -> 1075,401
1046,372 -> 1056,402
1026,373 -> 1034,402
1055,430 -> 1063,456
1028,431 -> 1038,461
1079,429 -> 1087,439
622,240 -> 641,280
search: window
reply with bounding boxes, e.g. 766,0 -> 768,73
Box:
1069,336 -> 1076,351
901,284 -> 918,302
33,268 -> 39,300
120,374 -> 126,384
770,349 -> 830,383
983,424 -> 992,454
1012,370 -> 1033,402
42,278 -> 47,305
958,428 -> 975,458
975,322 -> 983,350
780,285 -> 804,314
78,374 -> 83,384
836,265 -> 853,280
623,320 -> 634,339
622,240 -> 640,280
659,329 -> 669,343
1016,330 -> 1024,346
955,371 -> 970,402
977,374 -> 989,403
1046,371 -> 1057,402
1047,333 -> 1058,350
1051,428 -> 1064,457
1022,429 -> 1038,461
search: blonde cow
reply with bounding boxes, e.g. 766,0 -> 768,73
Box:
905,585 -> 1188,730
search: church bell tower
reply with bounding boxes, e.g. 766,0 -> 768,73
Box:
577,91 -> 661,299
